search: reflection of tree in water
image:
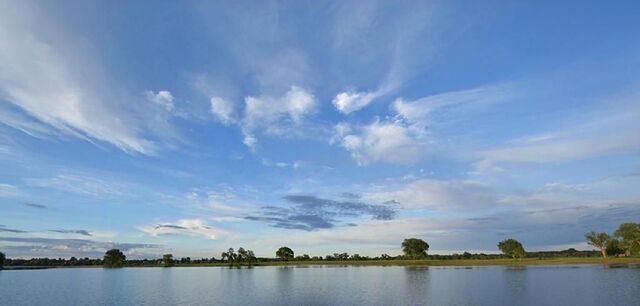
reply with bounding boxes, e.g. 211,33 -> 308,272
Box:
504,266 -> 528,302
275,267 -> 295,304
404,267 -> 430,305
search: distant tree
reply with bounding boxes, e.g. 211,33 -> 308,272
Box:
0,251 -> 5,269
245,250 -> 257,266
162,254 -> 174,267
221,248 -> 237,265
585,232 -> 610,259
402,238 -> 429,259
237,248 -> 249,264
334,252 -> 349,260
276,247 -> 294,261
497,239 -> 526,259
614,223 -> 640,255
103,249 -> 126,268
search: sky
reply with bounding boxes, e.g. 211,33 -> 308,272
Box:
1,0 -> 640,259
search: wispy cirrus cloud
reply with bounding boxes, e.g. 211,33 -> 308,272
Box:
332,84 -> 513,165
330,1 -> 441,114
138,218 -> 225,240
0,183 -> 21,198
0,2 -> 184,155
477,93 -> 640,169
25,173 -> 125,197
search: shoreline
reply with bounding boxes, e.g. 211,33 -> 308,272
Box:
4,257 -> 640,270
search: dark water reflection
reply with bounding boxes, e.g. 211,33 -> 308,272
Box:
1,264 -> 639,305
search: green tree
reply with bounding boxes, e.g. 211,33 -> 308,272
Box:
103,249 -> 126,268
162,254 -> 174,267
245,250 -> 257,266
402,238 -> 429,260
614,223 -> 640,255
237,247 -> 249,264
0,251 -> 5,269
585,232 -> 610,259
497,238 -> 526,259
276,247 -> 294,261
221,248 -> 237,265
606,239 -> 625,257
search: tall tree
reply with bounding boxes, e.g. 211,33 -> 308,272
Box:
162,254 -> 174,267
246,250 -> 257,266
614,223 -> 640,255
402,238 -> 429,260
221,248 -> 237,265
103,249 -> 126,268
585,232 -> 610,259
497,238 -> 526,259
0,251 -> 5,269
237,248 -> 248,264
276,247 -> 294,261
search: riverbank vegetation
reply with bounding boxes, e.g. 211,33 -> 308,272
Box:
1,223 -> 638,268
585,222 -> 640,258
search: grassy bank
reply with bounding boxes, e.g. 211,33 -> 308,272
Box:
167,257 -> 640,268
5,257 -> 639,269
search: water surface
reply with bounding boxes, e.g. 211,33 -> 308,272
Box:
1,264 -> 639,305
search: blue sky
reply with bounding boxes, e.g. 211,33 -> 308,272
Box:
1,0 -> 639,259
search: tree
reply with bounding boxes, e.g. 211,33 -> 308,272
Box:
237,247 -> 248,264
103,249 -> 126,268
497,238 -> 526,259
276,247 -> 294,261
402,238 -> 429,260
0,251 -> 5,269
606,239 -> 625,257
585,232 -> 610,259
221,248 -> 237,265
245,250 -> 257,266
162,254 -> 174,267
614,223 -> 640,255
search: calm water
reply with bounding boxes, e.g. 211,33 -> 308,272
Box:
1,264 -> 639,305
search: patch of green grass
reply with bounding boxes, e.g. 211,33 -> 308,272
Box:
164,257 -> 640,268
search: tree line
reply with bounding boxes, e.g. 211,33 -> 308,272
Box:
1,222 -> 637,269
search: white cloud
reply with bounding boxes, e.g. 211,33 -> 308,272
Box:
261,158 -> 302,169
0,183 -> 21,198
203,86 -> 317,150
478,98 -> 640,167
242,133 -> 258,150
240,86 -> 316,147
332,84 -> 514,165
25,173 -> 125,197
365,179 -> 496,211
333,91 -> 379,114
210,96 -> 235,125
332,120 -> 426,165
392,84 -> 513,127
145,90 -> 174,112
0,3 -> 186,155
139,218 -> 225,240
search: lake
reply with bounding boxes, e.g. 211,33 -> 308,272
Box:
1,264 -> 639,305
